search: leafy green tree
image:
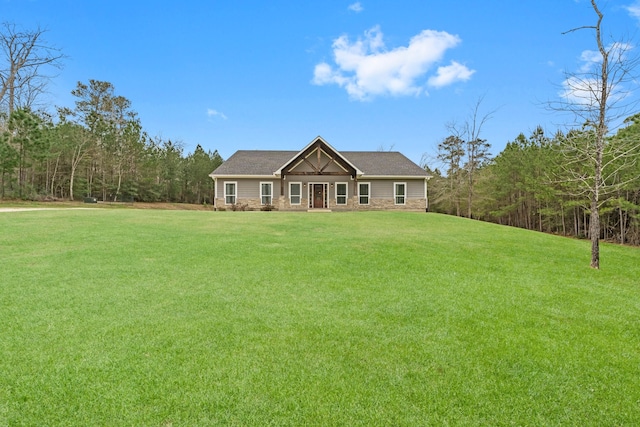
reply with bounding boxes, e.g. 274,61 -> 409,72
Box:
436,135 -> 465,216
464,136 -> 491,218
479,136 -> 526,226
159,139 -> 184,202
475,127 -> 571,235
0,128 -> 18,198
1,108 -> 48,198
50,121 -> 94,200
602,113 -> 640,244
62,80 -> 142,201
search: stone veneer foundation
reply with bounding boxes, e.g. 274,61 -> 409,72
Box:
214,196 -> 427,212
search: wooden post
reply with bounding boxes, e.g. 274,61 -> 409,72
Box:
280,174 -> 285,196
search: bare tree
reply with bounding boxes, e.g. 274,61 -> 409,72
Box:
446,96 -> 495,218
0,22 -> 64,118
556,0 -> 640,269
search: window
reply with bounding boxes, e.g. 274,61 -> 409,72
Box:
336,182 -> 347,205
358,182 -> 370,205
290,182 -> 302,205
224,182 -> 237,205
395,182 -> 406,205
260,182 -> 273,205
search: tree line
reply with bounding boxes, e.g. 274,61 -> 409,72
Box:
427,120 -> 640,246
1,80 -> 222,204
0,24 -> 222,204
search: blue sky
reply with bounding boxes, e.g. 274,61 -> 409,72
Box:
5,0 -> 640,165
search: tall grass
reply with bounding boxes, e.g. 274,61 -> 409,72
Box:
1,210 -> 639,425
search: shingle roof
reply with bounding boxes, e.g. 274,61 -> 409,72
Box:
341,151 -> 429,176
211,151 -> 296,176
210,149 -> 430,177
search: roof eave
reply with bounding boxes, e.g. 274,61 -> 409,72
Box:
209,174 -> 278,179
360,174 -> 432,179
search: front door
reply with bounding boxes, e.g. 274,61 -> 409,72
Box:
313,184 -> 325,208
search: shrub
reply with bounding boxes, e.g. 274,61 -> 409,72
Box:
231,203 -> 248,211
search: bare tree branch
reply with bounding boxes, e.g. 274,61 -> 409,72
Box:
561,26 -> 597,35
552,0 -> 640,268
0,22 -> 65,119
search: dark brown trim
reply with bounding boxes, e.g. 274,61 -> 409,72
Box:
285,171 -> 351,176
280,138 -> 357,179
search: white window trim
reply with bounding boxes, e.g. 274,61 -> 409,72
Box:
394,182 -> 407,205
358,182 -> 370,205
224,181 -> 237,205
260,182 -> 273,205
335,182 -> 348,205
289,182 -> 302,205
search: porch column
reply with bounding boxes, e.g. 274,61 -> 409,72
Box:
351,175 -> 356,210
280,173 -> 285,196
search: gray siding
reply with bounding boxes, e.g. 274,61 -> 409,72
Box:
215,176 -> 426,210
366,179 -> 425,199
217,179 -> 275,202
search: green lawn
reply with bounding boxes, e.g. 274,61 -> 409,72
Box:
1,209 -> 639,425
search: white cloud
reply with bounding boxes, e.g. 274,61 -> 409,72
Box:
560,42 -> 633,104
207,109 -> 227,120
625,1 -> 640,20
348,2 -> 363,13
560,74 -> 630,107
578,42 -> 631,71
312,25 -> 474,100
428,61 -> 475,87
580,49 -> 602,64
559,75 -> 601,106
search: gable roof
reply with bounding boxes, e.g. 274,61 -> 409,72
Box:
275,136 -> 362,177
210,137 -> 430,178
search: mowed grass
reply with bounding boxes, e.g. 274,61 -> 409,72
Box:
1,209 -> 639,426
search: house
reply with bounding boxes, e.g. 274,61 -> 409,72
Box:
209,136 -> 431,211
